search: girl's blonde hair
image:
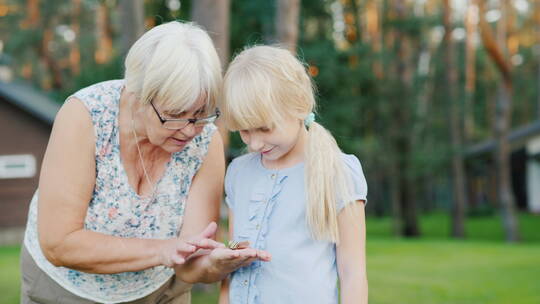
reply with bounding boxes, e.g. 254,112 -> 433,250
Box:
223,45 -> 353,243
124,21 -> 222,112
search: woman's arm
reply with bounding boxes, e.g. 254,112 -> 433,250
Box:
336,200 -> 368,304
173,130 -> 225,282
38,99 -> 200,273
173,134 -> 271,283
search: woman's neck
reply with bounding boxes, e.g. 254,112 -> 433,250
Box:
119,90 -> 164,159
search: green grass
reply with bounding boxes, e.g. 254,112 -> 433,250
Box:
2,213 -> 539,304
367,238 -> 540,304
0,246 -> 20,304
367,212 -> 540,242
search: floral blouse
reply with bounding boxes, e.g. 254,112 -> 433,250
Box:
23,80 -> 216,303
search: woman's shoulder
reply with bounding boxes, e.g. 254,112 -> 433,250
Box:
72,79 -> 124,97
67,79 -> 124,111
61,80 -> 124,147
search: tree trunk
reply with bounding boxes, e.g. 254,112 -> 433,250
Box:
443,0 -> 467,238
119,0 -> 145,57
536,2 -> 540,119
479,1 -> 520,242
275,0 -> 300,54
393,0 -> 419,237
39,28 -> 62,89
365,0 -> 383,78
22,0 -> 39,28
464,0 -> 477,140
191,0 -> 231,150
389,163 -> 402,235
95,1 -> 113,64
70,0 -> 81,75
191,0 -> 230,68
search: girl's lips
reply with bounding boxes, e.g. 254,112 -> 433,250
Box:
262,147 -> 274,154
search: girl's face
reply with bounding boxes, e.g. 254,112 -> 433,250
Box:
239,116 -> 305,163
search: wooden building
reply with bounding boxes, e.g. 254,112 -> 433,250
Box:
465,121 -> 540,214
0,81 -> 60,245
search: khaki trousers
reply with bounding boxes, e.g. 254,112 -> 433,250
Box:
20,245 -> 192,304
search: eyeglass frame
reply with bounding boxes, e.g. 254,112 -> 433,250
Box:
149,100 -> 220,130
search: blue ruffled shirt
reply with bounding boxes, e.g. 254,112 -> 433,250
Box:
225,152 -> 368,304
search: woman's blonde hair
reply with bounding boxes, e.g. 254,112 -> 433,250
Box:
223,45 -> 353,243
124,21 -> 222,112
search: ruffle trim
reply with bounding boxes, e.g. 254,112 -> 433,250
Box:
232,172 -> 288,303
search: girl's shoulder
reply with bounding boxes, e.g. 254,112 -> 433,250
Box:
225,152 -> 263,185
340,153 -> 368,207
341,153 -> 363,172
228,152 -> 260,172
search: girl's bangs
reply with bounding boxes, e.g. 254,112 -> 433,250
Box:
224,70 -> 284,131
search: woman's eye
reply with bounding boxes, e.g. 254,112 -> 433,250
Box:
164,111 -> 185,119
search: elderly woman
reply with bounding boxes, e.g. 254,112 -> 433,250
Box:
20,22 -> 270,304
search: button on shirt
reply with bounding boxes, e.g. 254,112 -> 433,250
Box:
224,152 -> 368,304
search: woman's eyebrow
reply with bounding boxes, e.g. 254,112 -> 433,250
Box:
195,106 -> 206,114
163,109 -> 186,116
164,106 -> 206,117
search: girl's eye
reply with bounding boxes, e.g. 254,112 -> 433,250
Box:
258,127 -> 271,132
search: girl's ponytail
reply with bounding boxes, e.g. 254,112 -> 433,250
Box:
305,121 -> 352,243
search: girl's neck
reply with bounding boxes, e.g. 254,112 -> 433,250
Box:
262,125 -> 307,170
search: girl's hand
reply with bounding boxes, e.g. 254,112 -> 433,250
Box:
207,246 -> 272,274
159,222 -> 225,267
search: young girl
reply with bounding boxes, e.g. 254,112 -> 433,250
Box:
219,45 -> 368,304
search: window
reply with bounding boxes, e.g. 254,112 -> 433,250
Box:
0,154 -> 36,179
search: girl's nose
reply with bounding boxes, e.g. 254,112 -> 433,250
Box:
249,138 -> 264,152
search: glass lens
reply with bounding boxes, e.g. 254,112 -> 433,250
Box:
163,120 -> 189,130
193,116 -> 216,126
161,113 -> 218,130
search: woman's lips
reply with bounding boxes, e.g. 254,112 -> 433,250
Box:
171,137 -> 189,145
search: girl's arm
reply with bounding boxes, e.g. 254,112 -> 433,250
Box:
218,211 -> 235,304
336,200 -> 368,304
219,277 -> 230,304
38,99 -> 203,274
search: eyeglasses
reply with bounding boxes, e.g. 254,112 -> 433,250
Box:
150,100 -> 220,130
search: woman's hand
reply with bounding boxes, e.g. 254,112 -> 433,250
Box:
159,222 -> 225,267
205,246 -> 271,274
173,242 -> 271,283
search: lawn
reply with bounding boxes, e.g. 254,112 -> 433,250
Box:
1,213 -> 539,304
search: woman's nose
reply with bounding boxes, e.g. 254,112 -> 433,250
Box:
179,123 -> 198,137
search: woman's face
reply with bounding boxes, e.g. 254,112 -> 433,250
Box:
142,97 -> 208,153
